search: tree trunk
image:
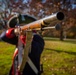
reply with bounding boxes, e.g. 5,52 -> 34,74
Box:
60,28 -> 64,41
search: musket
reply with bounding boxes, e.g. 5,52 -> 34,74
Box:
15,12 -> 65,74
20,12 -> 64,31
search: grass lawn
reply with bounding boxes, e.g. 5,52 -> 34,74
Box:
0,42 -> 15,75
0,38 -> 76,75
41,38 -> 76,75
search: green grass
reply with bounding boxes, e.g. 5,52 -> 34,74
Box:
41,38 -> 76,75
0,38 -> 76,75
0,42 -> 15,75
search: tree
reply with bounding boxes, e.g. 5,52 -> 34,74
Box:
0,0 -> 76,38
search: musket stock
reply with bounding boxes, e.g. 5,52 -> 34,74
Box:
20,12 -> 64,31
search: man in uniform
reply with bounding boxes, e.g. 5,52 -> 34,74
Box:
0,14 -> 44,75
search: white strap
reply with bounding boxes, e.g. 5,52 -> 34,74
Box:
27,57 -> 38,74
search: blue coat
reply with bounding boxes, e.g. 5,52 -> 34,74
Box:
23,34 -> 44,75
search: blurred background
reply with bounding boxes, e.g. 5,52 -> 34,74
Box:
0,0 -> 76,40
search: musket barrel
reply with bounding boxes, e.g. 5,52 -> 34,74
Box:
20,12 -> 64,31
42,12 -> 64,24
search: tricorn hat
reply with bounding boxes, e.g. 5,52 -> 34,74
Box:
7,14 -> 37,28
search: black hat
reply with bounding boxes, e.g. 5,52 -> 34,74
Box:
7,14 -> 37,28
